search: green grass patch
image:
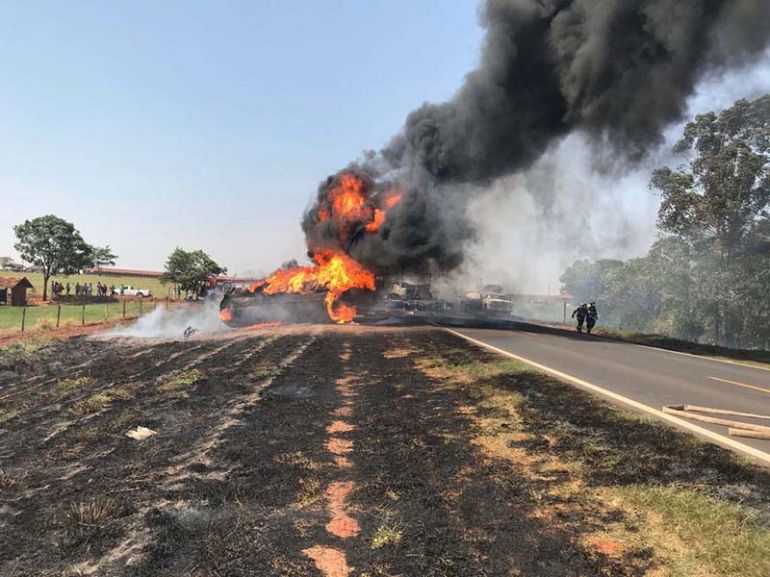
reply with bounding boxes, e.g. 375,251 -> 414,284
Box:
607,484 -> 770,577
0,408 -> 20,424
371,523 -> 403,549
0,337 -> 52,355
249,362 -> 277,380
71,387 -> 132,415
0,300 -> 153,330
461,359 -> 529,380
51,376 -> 93,400
158,369 -> 204,393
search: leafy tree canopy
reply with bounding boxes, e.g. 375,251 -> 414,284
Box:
91,245 -> 118,273
160,248 -> 226,298
13,215 -> 93,300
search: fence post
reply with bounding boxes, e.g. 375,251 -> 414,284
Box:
153,297 -> 157,311
81,303 -> 86,326
21,307 -> 26,332
139,299 -> 143,317
104,303 -> 109,324
122,300 -> 126,319
563,301 -> 567,324
56,304 -> 61,328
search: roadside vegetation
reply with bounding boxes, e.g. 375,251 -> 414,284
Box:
590,326 -> 770,366
561,95 -> 770,351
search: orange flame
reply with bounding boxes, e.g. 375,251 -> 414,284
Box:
384,190 -> 403,209
316,172 -> 372,229
243,173 -> 405,323
364,189 -> 403,233
364,209 -> 386,232
239,321 -> 282,331
248,250 -> 376,323
219,307 -> 233,322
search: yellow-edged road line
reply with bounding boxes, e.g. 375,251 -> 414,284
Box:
708,376 -> 770,395
445,328 -> 770,467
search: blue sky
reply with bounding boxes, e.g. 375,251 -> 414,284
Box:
0,1 -> 483,274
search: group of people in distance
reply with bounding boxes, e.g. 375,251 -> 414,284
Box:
50,280 -> 116,298
571,302 -> 598,334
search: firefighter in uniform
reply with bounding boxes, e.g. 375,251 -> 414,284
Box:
586,302 -> 598,334
571,303 -> 588,332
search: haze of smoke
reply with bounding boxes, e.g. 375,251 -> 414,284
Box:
449,50 -> 770,295
107,299 -> 228,339
388,0 -> 770,180
304,0 -> 770,278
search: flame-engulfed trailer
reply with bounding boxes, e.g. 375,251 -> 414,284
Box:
219,291 -> 330,327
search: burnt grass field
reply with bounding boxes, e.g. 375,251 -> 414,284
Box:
1,326 -> 770,577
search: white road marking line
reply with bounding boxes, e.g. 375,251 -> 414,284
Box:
444,328 -> 770,467
709,376 -> 770,395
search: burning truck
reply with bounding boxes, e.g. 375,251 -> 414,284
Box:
219,171 -> 403,326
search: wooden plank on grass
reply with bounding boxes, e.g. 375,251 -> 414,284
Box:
683,405 -> 770,421
662,406 -> 770,433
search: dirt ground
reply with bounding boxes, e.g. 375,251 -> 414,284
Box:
1,326 -> 769,577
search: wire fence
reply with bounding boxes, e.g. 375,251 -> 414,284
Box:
0,298 -> 176,332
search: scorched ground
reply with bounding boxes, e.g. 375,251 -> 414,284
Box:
1,327 -> 769,577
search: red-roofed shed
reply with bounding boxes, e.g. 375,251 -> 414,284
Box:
0,277 -> 34,306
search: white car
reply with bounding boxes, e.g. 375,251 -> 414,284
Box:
118,285 -> 152,298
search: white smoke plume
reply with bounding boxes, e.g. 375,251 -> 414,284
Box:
107,298 -> 229,340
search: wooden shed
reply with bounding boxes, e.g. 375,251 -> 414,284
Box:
0,277 -> 34,306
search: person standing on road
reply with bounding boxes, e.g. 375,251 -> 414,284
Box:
586,302 -> 598,334
571,303 -> 588,332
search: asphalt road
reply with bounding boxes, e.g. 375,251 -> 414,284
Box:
446,324 -> 770,460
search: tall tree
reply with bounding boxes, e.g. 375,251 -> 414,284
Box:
91,245 -> 118,274
160,248 -> 226,299
650,95 -> 770,346
13,215 -> 94,301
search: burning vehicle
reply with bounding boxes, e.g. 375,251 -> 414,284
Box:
220,171 -> 403,326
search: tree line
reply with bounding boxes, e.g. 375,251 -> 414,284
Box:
561,95 -> 770,350
6,215 -> 225,301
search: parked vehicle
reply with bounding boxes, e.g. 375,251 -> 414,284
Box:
117,285 -> 152,297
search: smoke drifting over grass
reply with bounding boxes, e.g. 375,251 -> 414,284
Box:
307,0 -> 770,281
108,299 -> 228,339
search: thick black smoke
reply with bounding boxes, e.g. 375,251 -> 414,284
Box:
306,0 -> 770,275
